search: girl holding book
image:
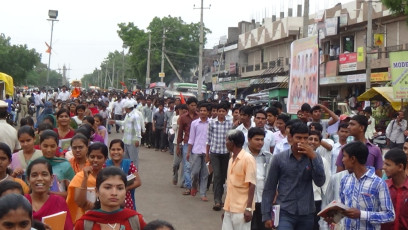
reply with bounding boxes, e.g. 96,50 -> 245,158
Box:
24,158 -> 73,229
105,139 -> 141,210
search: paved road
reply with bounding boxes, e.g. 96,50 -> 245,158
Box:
108,132 -> 222,230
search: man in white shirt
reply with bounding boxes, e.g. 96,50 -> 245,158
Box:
112,96 -> 124,133
235,106 -> 255,149
34,91 -> 43,119
330,122 -> 349,174
57,86 -> 71,101
253,110 -> 274,153
364,107 -> 376,141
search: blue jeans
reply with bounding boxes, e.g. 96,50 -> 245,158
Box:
278,210 -> 314,230
182,144 -> 192,189
36,105 -> 43,118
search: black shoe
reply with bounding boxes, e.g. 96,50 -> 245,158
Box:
108,132 -> 111,134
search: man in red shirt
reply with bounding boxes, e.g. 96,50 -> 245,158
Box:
176,97 -> 198,195
382,148 -> 408,230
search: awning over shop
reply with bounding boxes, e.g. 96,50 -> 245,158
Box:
0,72 -> 14,96
357,87 -> 407,111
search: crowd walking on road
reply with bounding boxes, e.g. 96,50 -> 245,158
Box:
0,87 -> 408,230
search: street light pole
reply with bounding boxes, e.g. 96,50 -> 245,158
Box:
46,10 -> 58,101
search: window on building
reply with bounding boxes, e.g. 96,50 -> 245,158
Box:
343,36 -> 354,53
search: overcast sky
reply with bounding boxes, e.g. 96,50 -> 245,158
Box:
0,0 -> 352,83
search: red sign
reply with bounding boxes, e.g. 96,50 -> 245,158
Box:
339,53 -> 357,64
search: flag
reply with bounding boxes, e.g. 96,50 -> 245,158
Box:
45,42 -> 51,54
71,88 -> 81,98
120,81 -> 126,87
180,92 -> 186,104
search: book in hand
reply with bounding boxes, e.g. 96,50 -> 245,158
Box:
126,174 -> 136,186
42,211 -> 67,230
318,200 -> 348,224
271,205 -> 280,227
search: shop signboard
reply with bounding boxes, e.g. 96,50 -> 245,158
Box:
320,76 -> 347,85
339,13 -> 348,27
287,36 -> 319,114
371,72 -> 390,82
347,74 -> 366,83
325,18 -> 339,36
389,51 -> 408,99
339,53 -> 357,72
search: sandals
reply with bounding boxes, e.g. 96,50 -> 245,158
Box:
182,189 -> 191,195
213,203 -> 222,211
201,196 -> 209,202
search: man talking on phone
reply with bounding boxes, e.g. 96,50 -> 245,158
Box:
261,122 -> 325,230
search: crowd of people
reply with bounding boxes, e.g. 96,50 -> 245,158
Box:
0,86 -> 407,230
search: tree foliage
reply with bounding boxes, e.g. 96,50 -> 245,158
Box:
117,16 -> 211,85
81,50 -> 132,89
25,63 -> 62,88
382,0 -> 408,15
0,34 -> 42,85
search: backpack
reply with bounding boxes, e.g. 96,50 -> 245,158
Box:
83,215 -> 140,230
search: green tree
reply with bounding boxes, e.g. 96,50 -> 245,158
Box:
25,63 -> 62,88
382,0 -> 408,16
82,51 -> 132,90
117,16 -> 211,85
0,34 -> 41,85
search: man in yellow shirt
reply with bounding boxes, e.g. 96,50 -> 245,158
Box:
222,129 -> 256,230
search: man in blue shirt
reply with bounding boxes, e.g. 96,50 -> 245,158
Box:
3,94 -> 15,124
262,122 -> 326,230
336,141 -> 394,230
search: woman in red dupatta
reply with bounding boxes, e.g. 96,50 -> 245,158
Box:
75,167 -> 146,230
24,158 -> 73,230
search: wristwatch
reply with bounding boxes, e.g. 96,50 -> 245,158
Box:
245,208 -> 252,212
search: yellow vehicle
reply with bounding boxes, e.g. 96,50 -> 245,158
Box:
0,72 -> 14,100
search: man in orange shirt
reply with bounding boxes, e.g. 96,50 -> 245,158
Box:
222,129 -> 256,230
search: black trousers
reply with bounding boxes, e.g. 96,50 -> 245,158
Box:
154,128 -> 165,150
114,114 -> 122,132
252,202 -> 268,230
143,122 -> 153,146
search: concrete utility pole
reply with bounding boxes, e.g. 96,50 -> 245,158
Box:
366,0 -> 373,91
302,0 -> 309,38
146,33 -> 151,89
160,27 -> 166,97
194,0 -> 210,101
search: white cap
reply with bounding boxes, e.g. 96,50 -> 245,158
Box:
0,101 -> 8,108
123,101 -> 134,109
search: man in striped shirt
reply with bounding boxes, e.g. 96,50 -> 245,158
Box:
206,102 -> 233,211
336,141 -> 394,230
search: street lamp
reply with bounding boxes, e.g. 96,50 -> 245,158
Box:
46,9 -> 58,99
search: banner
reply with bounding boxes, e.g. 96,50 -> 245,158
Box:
374,34 -> 384,47
390,51 -> 408,99
339,53 -> 357,72
287,36 -> 319,114
357,47 -> 364,62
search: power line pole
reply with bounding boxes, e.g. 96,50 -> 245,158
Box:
146,33 -> 151,89
302,0 -> 309,38
194,0 -> 210,100
160,27 -> 166,97
366,0 -> 373,91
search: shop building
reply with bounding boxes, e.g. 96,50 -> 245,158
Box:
315,0 -> 408,101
